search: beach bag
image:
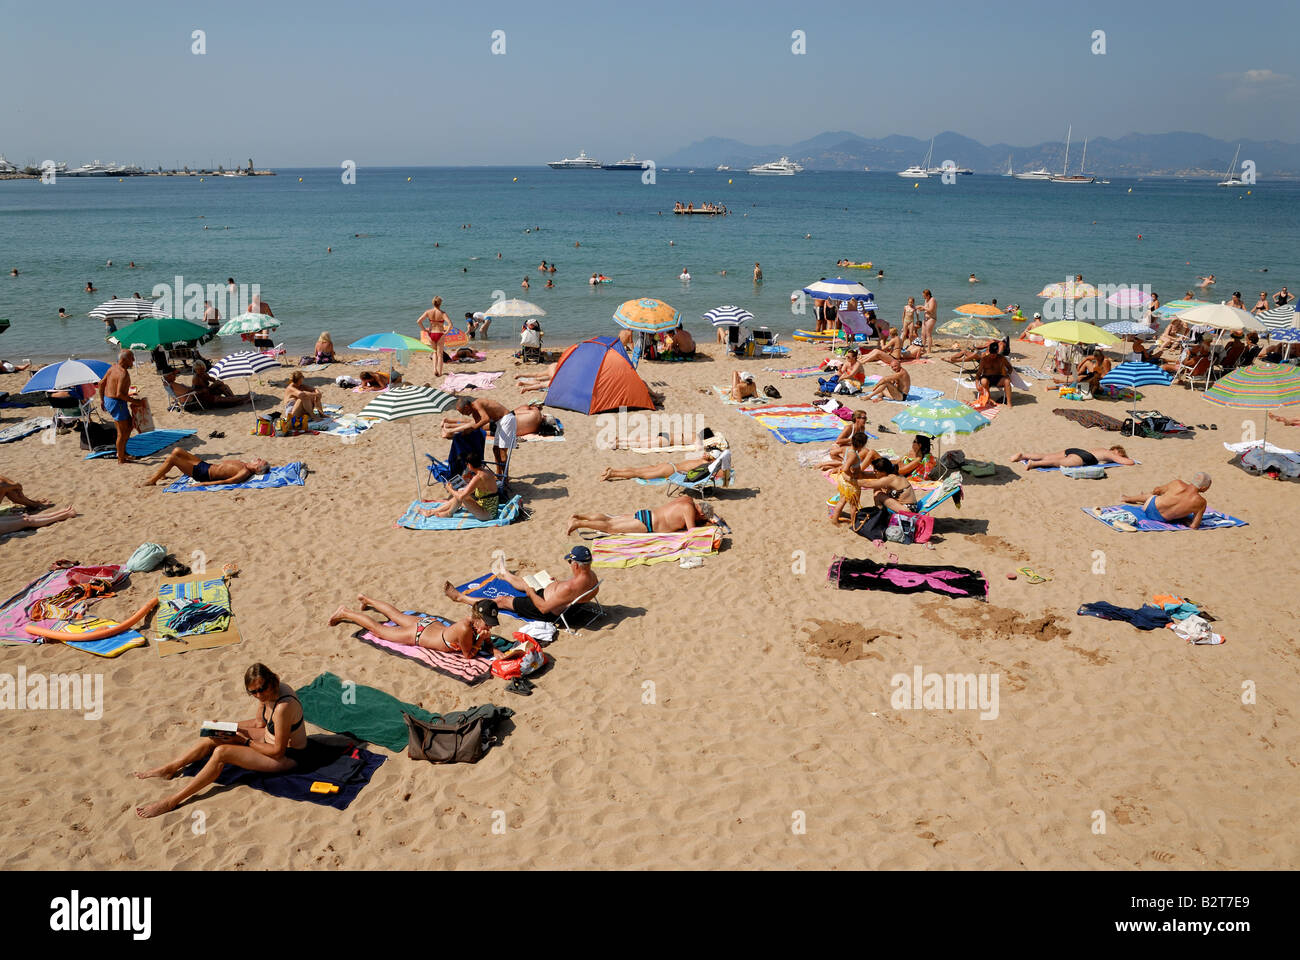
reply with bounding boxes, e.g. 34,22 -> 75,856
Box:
683,464 -> 711,483
251,417 -> 276,437
124,542 -> 167,573
818,375 -> 840,392
1062,465 -> 1107,480
489,635 -> 550,679
402,706 -> 512,764
885,512 -> 933,545
130,398 -> 155,434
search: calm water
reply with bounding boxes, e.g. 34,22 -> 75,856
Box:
1,167 -> 1296,363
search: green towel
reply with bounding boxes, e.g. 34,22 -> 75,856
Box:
298,672 -> 436,752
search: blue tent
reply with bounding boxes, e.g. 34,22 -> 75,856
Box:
544,336 -> 654,415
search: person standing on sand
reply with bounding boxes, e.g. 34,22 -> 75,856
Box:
901,296 -> 918,341
417,296 -> 450,377
921,289 -> 937,352
98,350 -> 138,463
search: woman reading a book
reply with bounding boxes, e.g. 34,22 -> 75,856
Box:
134,663 -> 308,819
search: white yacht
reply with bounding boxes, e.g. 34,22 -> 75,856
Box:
898,138 -> 933,178
1218,144 -> 1245,187
716,164 -> 730,171
1051,127 -> 1096,184
64,161 -> 113,177
547,150 -> 602,169
1013,166 -> 1054,181
602,154 -> 647,170
747,157 -> 802,175
0,154 -> 17,173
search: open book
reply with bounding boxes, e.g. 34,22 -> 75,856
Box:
523,570 -> 553,592
199,720 -> 239,739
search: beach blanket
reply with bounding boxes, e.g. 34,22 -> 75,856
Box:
0,565 -> 124,644
0,417 -> 51,443
348,357 -> 381,366
617,441 -> 699,453
1013,365 -> 1053,380
829,556 -> 989,598
1084,505 -> 1248,533
396,494 -> 522,530
179,738 -> 384,810
451,573 -> 603,628
591,526 -> 719,568
156,577 -> 231,639
165,461 -> 306,492
751,414 -> 845,444
1024,459 -> 1138,472
711,385 -> 766,406
440,371 -> 503,391
766,366 -> 824,379
299,672 -> 438,751
859,378 -> 944,404
1053,408 -> 1126,432
353,612 -> 509,686
307,414 -> 371,439
56,616 -> 148,657
85,428 -> 197,460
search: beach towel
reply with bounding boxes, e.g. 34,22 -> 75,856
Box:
618,441 -> 699,453
1013,365 -> 1053,380
1077,601 -> 1172,631
1053,408 -> 1126,432
860,377 -> 944,403
156,577 -> 231,638
1084,505 -> 1248,533
0,417 -> 51,443
396,494 -> 522,530
440,371 -> 503,391
165,461 -> 306,492
0,565 -> 124,644
830,556 -> 988,598
711,385 -> 765,406
352,612 -> 511,686
766,366 -> 824,379
307,414 -> 371,439
56,616 -> 148,657
452,573 -> 603,627
298,672 -> 438,751
1024,459 -> 1138,472
85,428 -> 197,460
179,738 -> 384,810
591,526 -> 719,568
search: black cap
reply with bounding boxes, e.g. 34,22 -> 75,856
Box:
472,599 -> 500,626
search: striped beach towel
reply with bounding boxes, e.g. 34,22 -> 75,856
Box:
156,577 -> 231,638
353,612 -> 510,686
591,526 -> 719,568
1084,505 -> 1247,533
86,428 -> 197,460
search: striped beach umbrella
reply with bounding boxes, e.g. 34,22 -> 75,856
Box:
1099,361 -> 1173,420
1257,305 -> 1299,329
702,305 -> 753,328
802,277 -> 872,303
108,316 -> 211,350
89,297 -> 162,321
210,350 -> 279,418
613,298 -> 681,334
217,311 -> 282,336
358,385 -> 459,501
953,303 -> 1007,317
1102,321 -> 1157,337
1105,287 -> 1152,308
1204,362 -> 1300,448
21,358 -> 111,393
349,331 -> 432,380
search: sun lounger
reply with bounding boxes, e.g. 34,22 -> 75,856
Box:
633,450 -> 733,497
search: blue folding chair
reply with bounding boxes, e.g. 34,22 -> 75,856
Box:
666,450 -> 733,499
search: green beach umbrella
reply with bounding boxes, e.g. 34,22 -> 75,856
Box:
357,384 -> 458,501
939,316 -> 1001,339
108,316 -> 211,350
891,398 -> 990,457
217,311 -> 283,336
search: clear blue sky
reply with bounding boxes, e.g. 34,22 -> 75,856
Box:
3,0 -> 1297,166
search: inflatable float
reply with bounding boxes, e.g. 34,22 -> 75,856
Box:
841,262 -> 873,269
421,326 -> 469,349
792,329 -> 839,342
25,597 -> 158,642
588,275 -> 613,284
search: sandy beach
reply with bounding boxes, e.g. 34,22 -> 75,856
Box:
1,337 -> 1297,870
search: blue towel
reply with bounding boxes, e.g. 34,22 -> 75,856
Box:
165,461 -> 306,492
771,426 -> 845,444
179,739 -> 384,810
86,428 -> 197,460
397,494 -> 522,530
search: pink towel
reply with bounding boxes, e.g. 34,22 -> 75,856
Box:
352,616 -> 494,685
441,371 -> 503,392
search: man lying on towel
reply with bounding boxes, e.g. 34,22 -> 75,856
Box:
444,546 -> 598,624
142,448 -> 270,487
1121,473 -> 1211,528
566,494 -> 726,536
328,595 -> 500,658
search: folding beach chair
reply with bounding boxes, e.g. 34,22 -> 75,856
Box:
163,377 -> 206,413
666,449 -> 733,499
555,581 -> 605,636
891,472 -> 963,517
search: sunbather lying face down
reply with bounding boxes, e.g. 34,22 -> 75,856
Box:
329,596 -> 498,657
1121,473 -> 1212,528
566,494 -> 725,537
141,448 -> 270,487
1014,446 -> 1133,469
443,546 -> 599,623
134,662 -> 308,819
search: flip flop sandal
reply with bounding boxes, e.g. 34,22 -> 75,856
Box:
49,558 -> 81,570
1016,566 -> 1050,584
208,430 -> 226,438
505,677 -> 534,696
162,555 -> 191,577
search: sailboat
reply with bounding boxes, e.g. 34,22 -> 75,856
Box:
1218,145 -> 1245,187
1051,126 -> 1096,184
898,138 -> 933,178
1003,154 -> 1014,177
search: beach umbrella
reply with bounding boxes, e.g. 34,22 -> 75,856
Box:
1030,320 -> 1119,346
1204,362 -> 1300,449
210,351 -> 279,418
702,305 -> 753,328
1037,281 -> 1098,299
613,298 -> 682,334
1257,305 -> 1299,329
21,358 -> 113,448
357,385 -> 459,501
1264,325 -> 1300,361
107,316 -> 211,350
1105,287 -> 1152,309
89,297 -> 162,321
891,397 -> 990,457
482,299 -> 546,319
1102,321 -> 1156,338
217,311 -> 283,337
348,331 -> 432,380
953,304 -> 1007,317
1099,361 -> 1173,422
1153,298 -> 1201,319
1178,303 -> 1265,333
939,316 -> 1001,339
802,277 -> 872,303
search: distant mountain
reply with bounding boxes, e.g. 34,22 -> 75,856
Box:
661,130 -> 1300,177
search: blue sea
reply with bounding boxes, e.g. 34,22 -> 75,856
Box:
1,167 -> 1296,363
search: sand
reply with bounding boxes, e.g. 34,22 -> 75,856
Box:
1,338 -> 1297,870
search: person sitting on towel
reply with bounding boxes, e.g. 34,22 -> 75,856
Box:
283,371 -> 326,420
600,441 -> 725,481
833,350 -> 866,394
443,396 -> 515,472
328,596 -> 499,659
565,494 -> 725,537
858,458 -> 920,512
417,449 -> 500,520
1014,445 -> 1133,470
134,662 -> 309,819
142,449 -> 270,487
866,358 -> 911,402
730,370 -> 758,402
1121,473 -> 1211,528
443,546 -> 600,624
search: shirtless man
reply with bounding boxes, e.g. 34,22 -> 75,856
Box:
329,596 -> 499,659
98,349 -> 137,463
417,296 -> 451,377
730,370 -> 758,402
1121,473 -> 1211,529
668,323 -> 695,356
142,450 -> 270,487
753,262 -> 763,283
1014,446 -> 1133,469
444,546 -> 599,624
442,396 -> 514,471
921,289 -> 938,352
202,300 -> 220,327
1197,274 -> 1216,289
976,343 -> 1014,406
866,358 -> 911,402
566,494 -> 725,536
0,475 -> 53,510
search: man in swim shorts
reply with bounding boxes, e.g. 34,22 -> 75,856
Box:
97,349 -> 137,463
1013,446 -> 1133,469
866,358 -> 911,402
444,396 -> 515,472
444,546 -> 600,624
566,494 -> 724,536
142,449 -> 270,487
1121,473 -> 1211,528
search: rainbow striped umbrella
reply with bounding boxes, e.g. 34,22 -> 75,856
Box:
613,298 -> 681,334
1153,299 -> 1201,318
1204,362 -> 1300,448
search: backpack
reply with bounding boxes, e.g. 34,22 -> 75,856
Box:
683,464 -> 711,482
886,511 -> 934,545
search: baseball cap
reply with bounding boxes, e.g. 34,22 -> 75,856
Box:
564,545 -> 592,564
1033,312 -> 1041,319
472,599 -> 500,626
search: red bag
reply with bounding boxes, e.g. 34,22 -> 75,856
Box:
489,633 -> 550,679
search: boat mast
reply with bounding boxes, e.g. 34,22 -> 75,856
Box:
1080,138 -> 1088,176
1062,126 -> 1071,176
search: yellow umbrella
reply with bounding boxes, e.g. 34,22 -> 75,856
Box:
953,303 -> 1006,317
1032,320 -> 1119,346
1037,281 -> 1098,299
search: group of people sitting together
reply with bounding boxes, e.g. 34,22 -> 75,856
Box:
823,414 -> 938,525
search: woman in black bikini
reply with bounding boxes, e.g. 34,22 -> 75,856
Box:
1014,446 -> 1133,470
135,663 -> 308,818
327,595 -> 498,659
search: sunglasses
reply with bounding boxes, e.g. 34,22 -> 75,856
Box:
246,682 -> 269,696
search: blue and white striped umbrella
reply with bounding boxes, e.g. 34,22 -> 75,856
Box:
21,358 -> 111,393
1265,326 -> 1300,342
1258,306 -> 1299,329
210,351 -> 279,382
702,305 -> 753,328
802,277 -> 872,303
1102,321 -> 1157,337
1099,361 -> 1173,419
